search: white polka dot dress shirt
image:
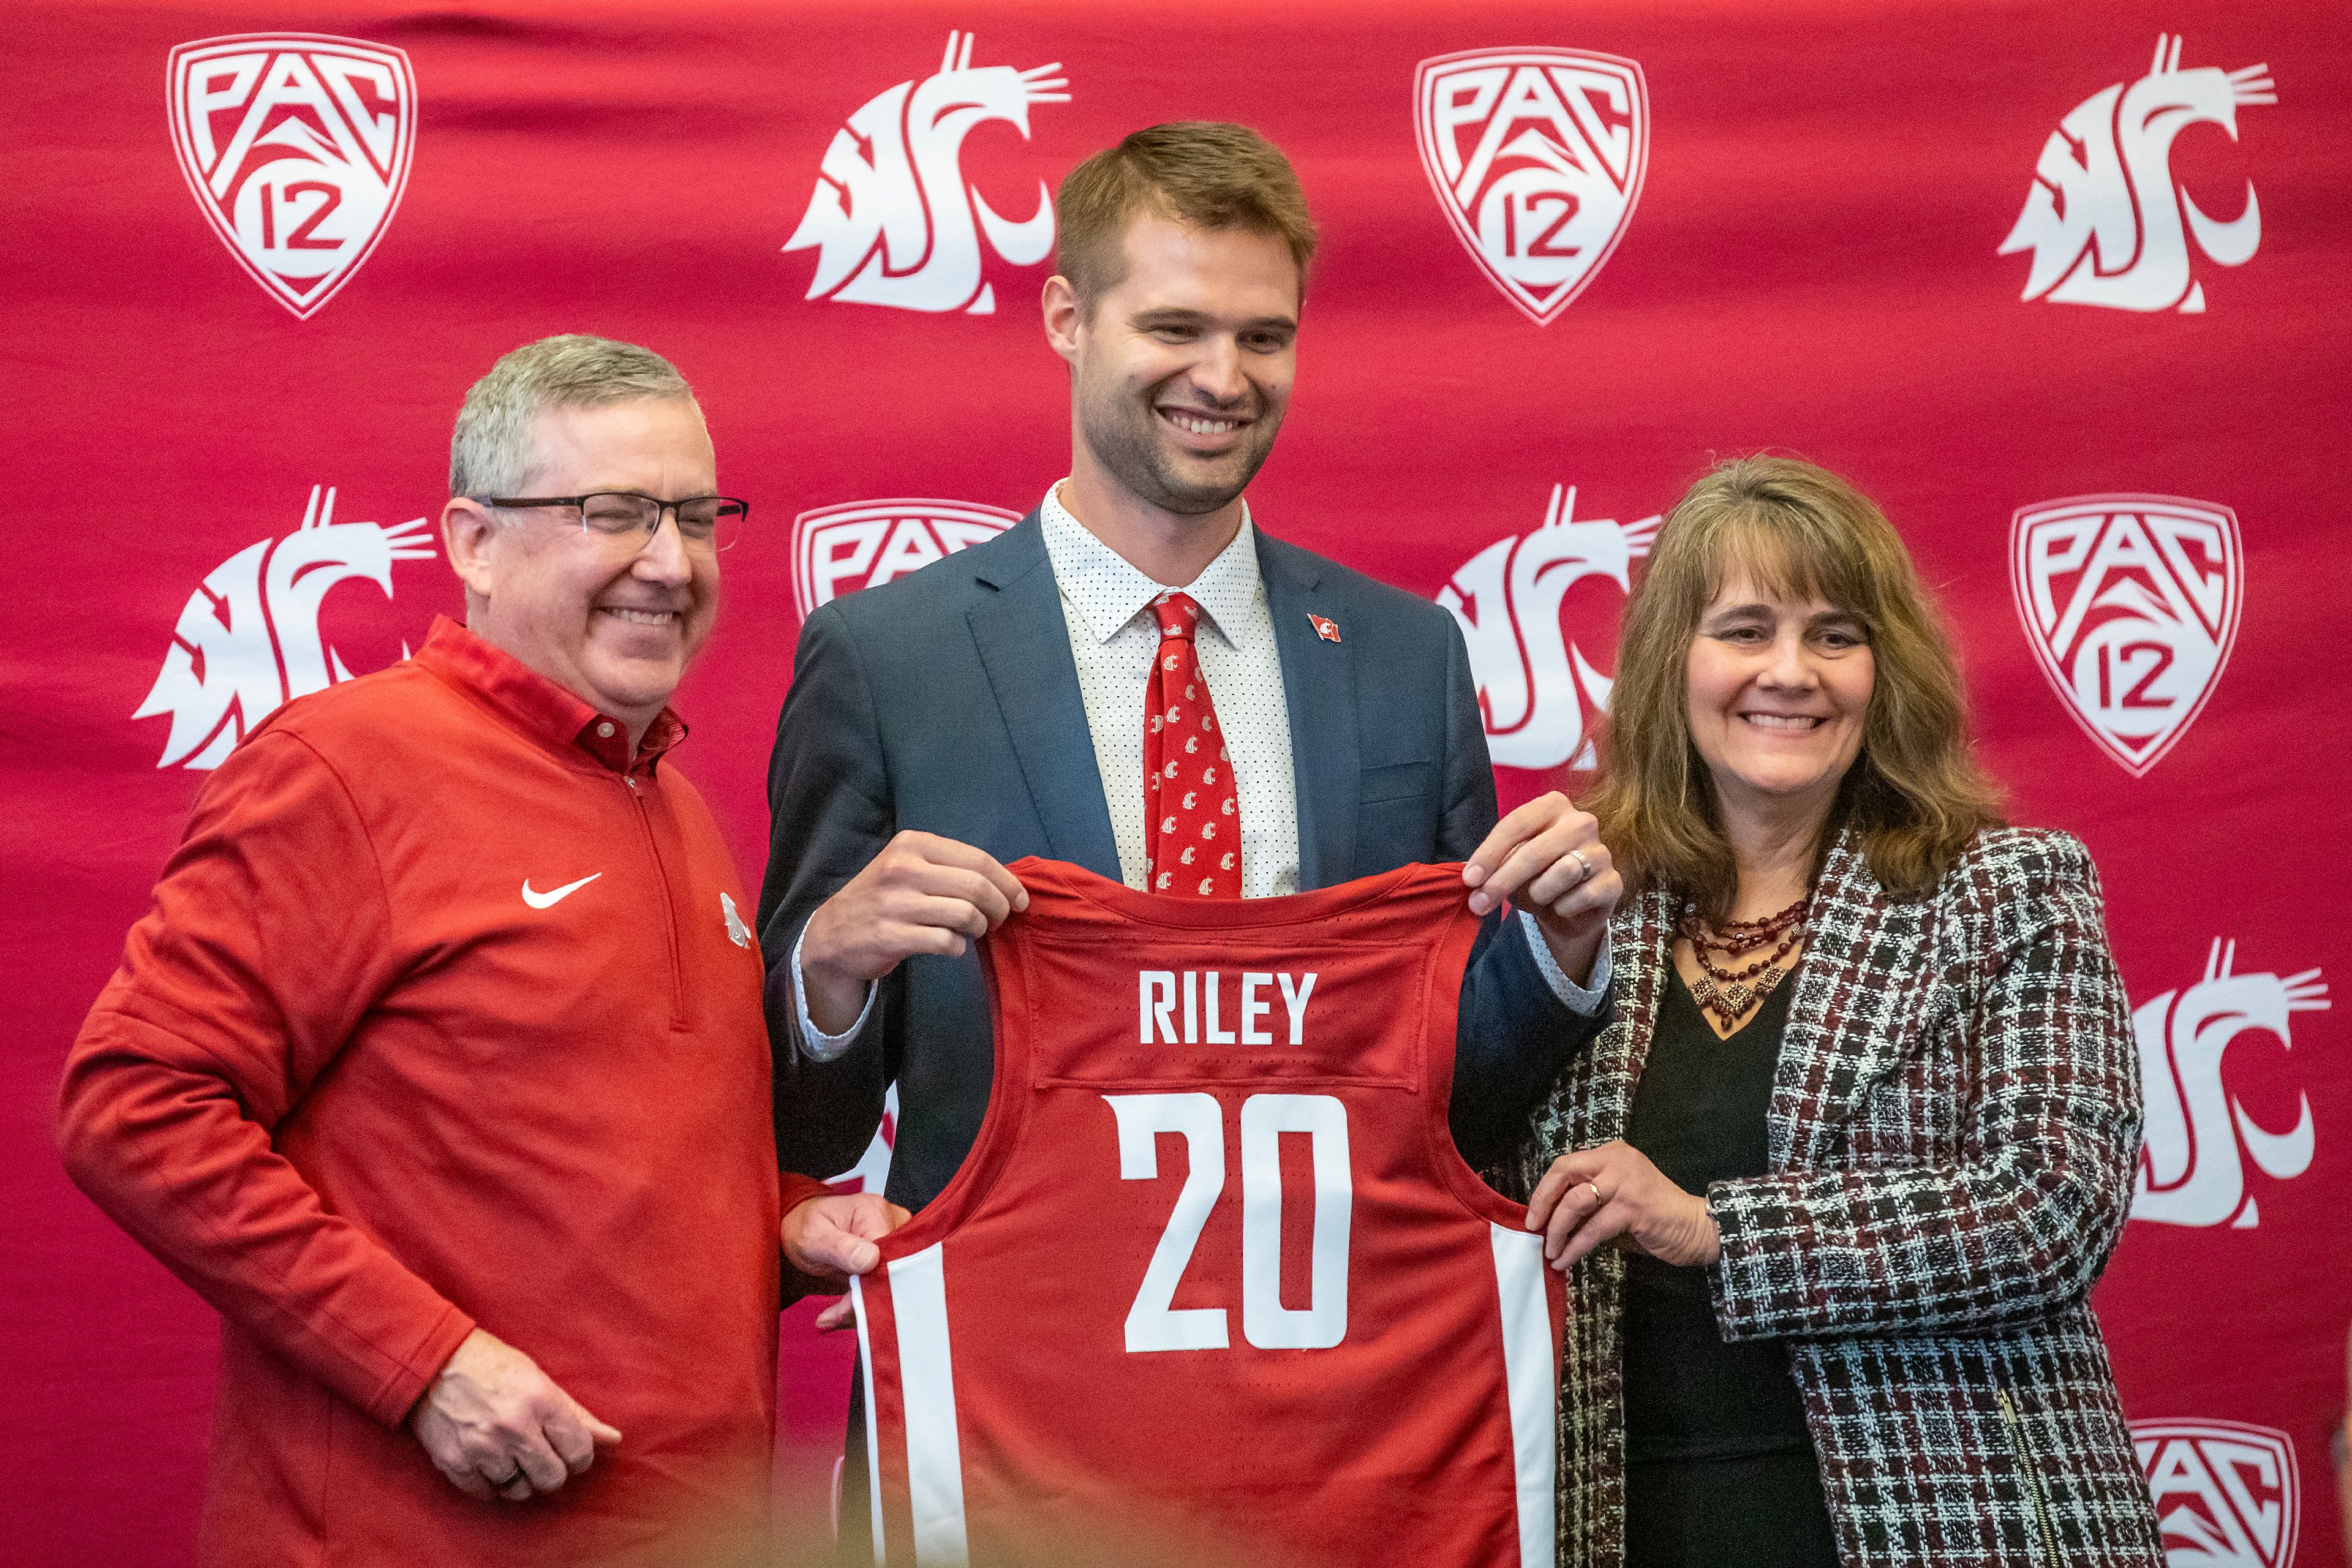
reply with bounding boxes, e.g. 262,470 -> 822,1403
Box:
1039,484 -> 1302,899
788,484 -> 1608,1060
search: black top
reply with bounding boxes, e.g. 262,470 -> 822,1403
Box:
1620,965 -> 1815,1461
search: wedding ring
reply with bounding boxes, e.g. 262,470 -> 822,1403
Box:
1586,1182 -> 1604,1205
1567,848 -> 1591,884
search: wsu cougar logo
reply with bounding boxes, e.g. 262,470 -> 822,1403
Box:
135,486 -> 435,769
1998,35 -> 2274,314
2011,494 -> 2241,777
1414,48 -> 1649,324
783,32 -> 1068,315
791,498 -> 1019,618
1436,486 -> 1658,770
2132,940 -> 2328,1230
2134,1420 -> 2301,1567
167,34 -> 416,318
827,1084 -> 900,1199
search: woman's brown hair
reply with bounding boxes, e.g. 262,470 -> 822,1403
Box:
1585,456 -> 2002,918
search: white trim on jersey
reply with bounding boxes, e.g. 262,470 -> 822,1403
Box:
890,1242 -> 971,1567
1490,1223 -> 1561,1568
850,1273 -> 886,1563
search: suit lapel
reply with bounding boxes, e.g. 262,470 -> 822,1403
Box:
1774,827 -> 1942,1169
963,516 -> 1123,880
1258,534 -> 1359,888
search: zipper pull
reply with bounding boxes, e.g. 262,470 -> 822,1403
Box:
625,775 -> 640,791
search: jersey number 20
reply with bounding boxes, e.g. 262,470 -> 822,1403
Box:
1103,1092 -> 1351,1353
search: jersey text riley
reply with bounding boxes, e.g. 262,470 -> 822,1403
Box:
1138,969 -> 1317,1046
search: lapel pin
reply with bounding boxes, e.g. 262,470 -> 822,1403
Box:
1308,613 -> 1342,644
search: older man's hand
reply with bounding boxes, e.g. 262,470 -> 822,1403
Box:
1462,791 -> 1621,986
409,1329 -> 621,1503
783,1191 -> 911,1331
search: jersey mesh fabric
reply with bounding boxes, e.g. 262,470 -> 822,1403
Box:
852,858 -> 1565,1568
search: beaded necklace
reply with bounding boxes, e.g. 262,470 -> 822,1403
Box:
1677,894 -> 1808,1028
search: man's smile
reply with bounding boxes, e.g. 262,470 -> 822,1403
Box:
1156,404 -> 1249,447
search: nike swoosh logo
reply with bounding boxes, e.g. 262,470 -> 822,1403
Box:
521,873 -> 602,909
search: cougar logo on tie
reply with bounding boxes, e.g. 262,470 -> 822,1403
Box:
1435,485 -> 1657,771
135,486 -> 434,769
2132,1420 -> 2301,1567
167,34 -> 416,318
790,499 -> 1019,618
2011,494 -> 2242,777
783,32 -> 1068,315
1998,35 -> 2275,313
2132,940 -> 2328,1230
1414,47 -> 1649,325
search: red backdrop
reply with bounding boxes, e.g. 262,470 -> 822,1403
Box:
4,2 -> 2345,1564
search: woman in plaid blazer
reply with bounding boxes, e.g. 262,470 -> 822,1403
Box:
1517,458 -> 2164,1567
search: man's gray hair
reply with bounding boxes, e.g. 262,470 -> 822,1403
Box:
450,334 -> 695,497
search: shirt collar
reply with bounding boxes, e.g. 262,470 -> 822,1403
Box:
412,616 -> 687,775
1038,482 -> 1264,647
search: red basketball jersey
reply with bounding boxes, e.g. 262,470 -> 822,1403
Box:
851,859 -> 1565,1568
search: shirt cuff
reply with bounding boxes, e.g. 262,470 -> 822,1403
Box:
780,1170 -> 835,1216
1518,910 -> 1612,1015
381,1303 -> 480,1429
790,922 -> 875,1062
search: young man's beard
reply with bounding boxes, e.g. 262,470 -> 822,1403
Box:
1079,383 -> 1281,518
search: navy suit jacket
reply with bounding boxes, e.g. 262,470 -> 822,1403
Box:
758,511 -> 1605,1208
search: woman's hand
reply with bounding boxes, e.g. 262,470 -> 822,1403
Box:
1461,793 -> 1621,987
1526,1140 -> 1722,1271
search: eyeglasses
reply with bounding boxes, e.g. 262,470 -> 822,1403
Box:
483,492 -> 750,552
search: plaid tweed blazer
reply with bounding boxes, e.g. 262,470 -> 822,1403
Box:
1516,826 -> 2165,1568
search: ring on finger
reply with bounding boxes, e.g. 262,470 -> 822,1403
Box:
1566,848 -> 1591,884
1586,1181 -> 1606,1205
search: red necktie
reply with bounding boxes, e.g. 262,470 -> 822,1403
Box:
1144,591 -> 1240,899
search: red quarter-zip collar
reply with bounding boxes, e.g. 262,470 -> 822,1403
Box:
411,616 -> 687,775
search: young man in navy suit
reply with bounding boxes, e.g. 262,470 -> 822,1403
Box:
760,123 -> 1621,1316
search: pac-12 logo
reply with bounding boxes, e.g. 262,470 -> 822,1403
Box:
1998,35 -> 2274,314
792,498 -> 1019,618
2011,494 -> 2241,777
135,486 -> 434,769
1414,48 -> 1648,325
167,34 -> 416,318
1436,486 -> 1657,771
2133,940 -> 2327,1231
2135,1420 -> 2300,1567
783,32 -> 1067,315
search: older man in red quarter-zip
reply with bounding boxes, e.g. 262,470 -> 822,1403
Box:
58,335 -> 899,1567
